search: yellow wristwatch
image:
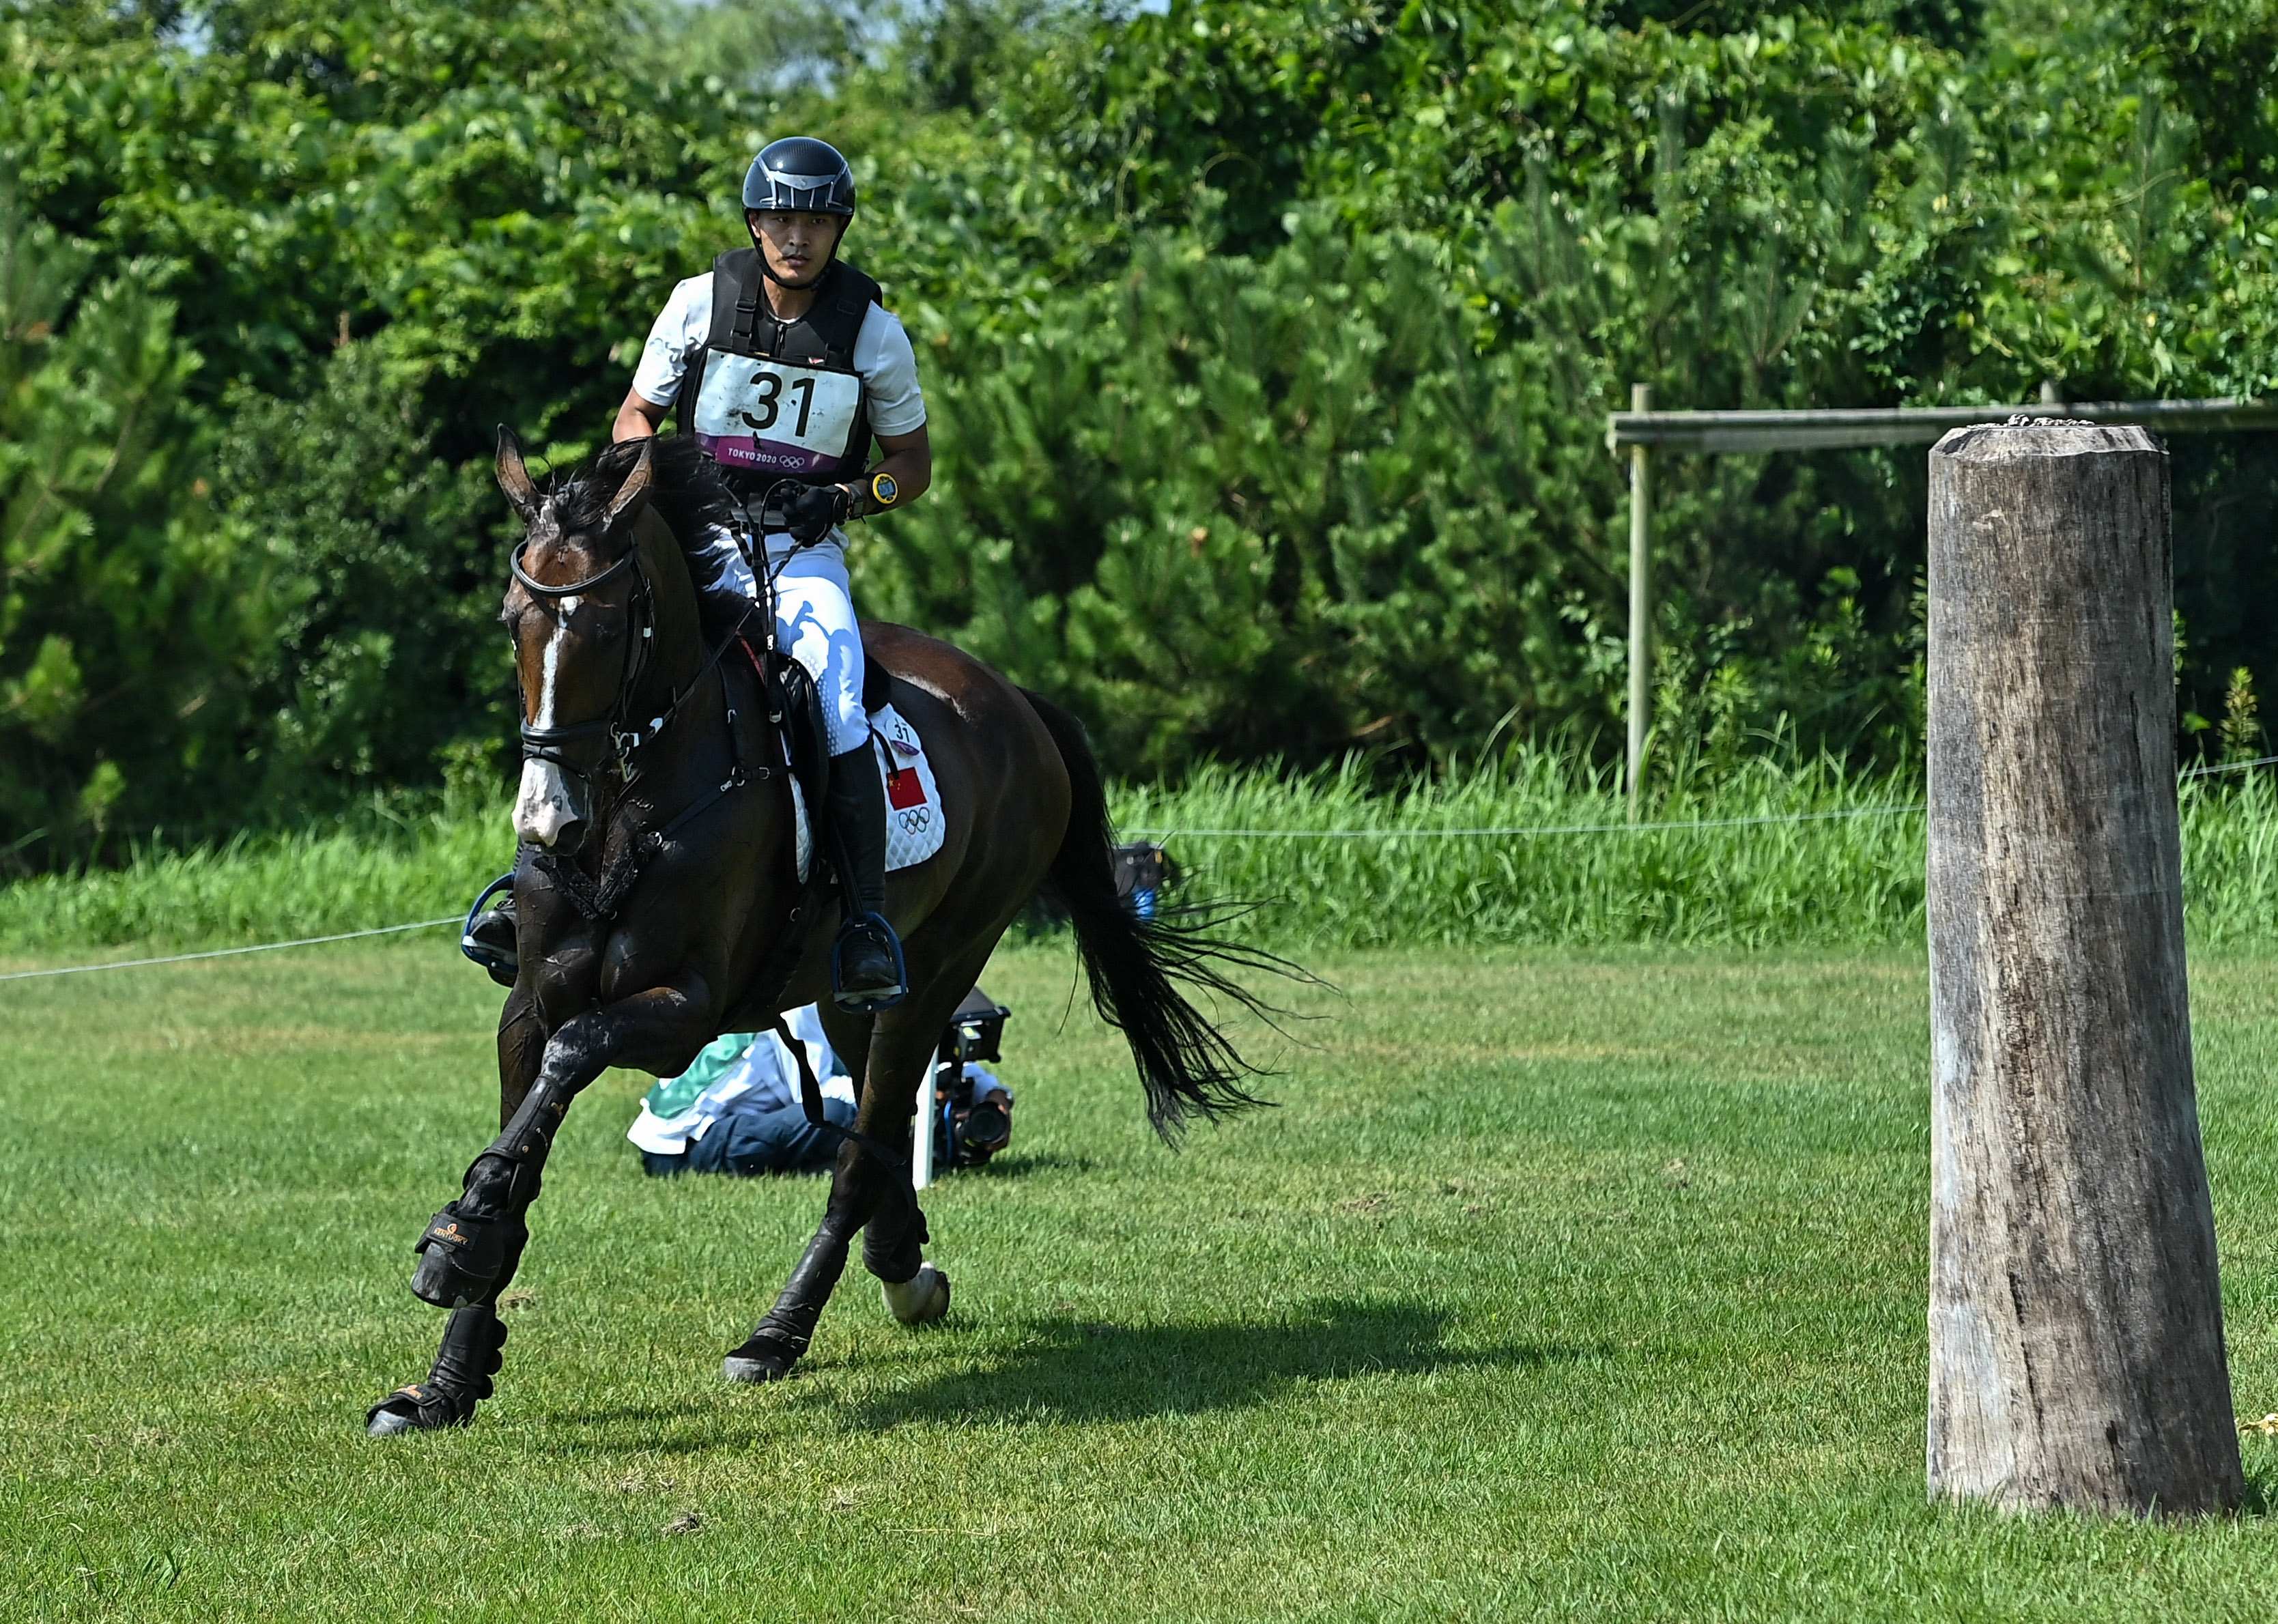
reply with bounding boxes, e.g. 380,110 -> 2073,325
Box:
869,472 -> 899,510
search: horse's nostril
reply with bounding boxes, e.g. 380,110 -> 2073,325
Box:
552,819 -> 587,855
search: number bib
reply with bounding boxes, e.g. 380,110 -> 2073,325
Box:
692,354 -> 864,475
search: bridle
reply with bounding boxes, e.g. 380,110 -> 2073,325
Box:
511,535 -> 657,787
511,526 -> 760,803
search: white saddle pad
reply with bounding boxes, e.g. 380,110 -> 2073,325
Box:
788,702 -> 945,882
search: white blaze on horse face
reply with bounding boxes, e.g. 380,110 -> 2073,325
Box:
514,597 -> 584,848
532,595 -> 578,728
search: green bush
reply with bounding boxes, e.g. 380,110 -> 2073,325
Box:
5,0 -> 2278,857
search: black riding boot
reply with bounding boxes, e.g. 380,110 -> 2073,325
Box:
826,743 -> 905,1012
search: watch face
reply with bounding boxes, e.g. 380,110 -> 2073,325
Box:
871,472 -> 898,507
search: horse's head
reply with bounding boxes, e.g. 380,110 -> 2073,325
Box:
496,427 -> 658,855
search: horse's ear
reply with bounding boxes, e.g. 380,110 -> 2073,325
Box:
603,438 -> 656,532
495,425 -> 540,520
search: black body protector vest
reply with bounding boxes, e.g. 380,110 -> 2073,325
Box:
683,250 -> 882,497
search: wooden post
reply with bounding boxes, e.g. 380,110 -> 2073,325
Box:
1625,382 -> 1652,817
1926,421 -> 2243,1515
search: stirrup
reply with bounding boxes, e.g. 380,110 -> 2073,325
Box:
831,911 -> 907,1013
460,873 -> 516,987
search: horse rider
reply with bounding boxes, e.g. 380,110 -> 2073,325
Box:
476,136 -> 928,1010
609,135 -> 928,1011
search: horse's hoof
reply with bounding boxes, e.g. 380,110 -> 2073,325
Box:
366,1406 -> 421,1438
365,1384 -> 473,1436
881,1264 -> 950,1326
722,1335 -> 797,1384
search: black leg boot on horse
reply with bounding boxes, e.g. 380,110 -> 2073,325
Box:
366,1302 -> 511,1434
366,1047 -> 577,1434
722,1210 -> 860,1382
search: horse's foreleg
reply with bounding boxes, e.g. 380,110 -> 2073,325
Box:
368,986 -> 546,1436
369,979 -> 710,1436
412,978 -> 710,1305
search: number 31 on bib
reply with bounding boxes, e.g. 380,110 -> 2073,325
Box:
694,356 -> 863,475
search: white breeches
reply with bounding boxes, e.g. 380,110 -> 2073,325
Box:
692,524 -> 868,756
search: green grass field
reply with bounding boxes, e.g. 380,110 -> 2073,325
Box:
8,939 -> 2278,1621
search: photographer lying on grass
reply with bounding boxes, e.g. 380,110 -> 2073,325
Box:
629,1003 -> 1010,1177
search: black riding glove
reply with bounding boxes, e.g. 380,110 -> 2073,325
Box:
783,483 -> 853,545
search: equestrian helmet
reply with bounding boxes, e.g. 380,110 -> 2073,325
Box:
743,137 -> 857,218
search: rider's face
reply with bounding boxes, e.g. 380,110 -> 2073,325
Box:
749,210 -> 846,286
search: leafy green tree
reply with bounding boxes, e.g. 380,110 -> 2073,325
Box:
214,347 -> 506,803
0,192 -> 264,865
7,0 -> 2278,862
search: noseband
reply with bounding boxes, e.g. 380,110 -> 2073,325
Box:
512,536 -> 656,785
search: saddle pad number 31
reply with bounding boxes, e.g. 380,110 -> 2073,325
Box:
694,356 -> 860,475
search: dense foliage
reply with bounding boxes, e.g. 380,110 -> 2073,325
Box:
4,0 -> 2277,864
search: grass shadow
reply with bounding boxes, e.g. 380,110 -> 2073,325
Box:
943,1150 -> 1096,1178
849,1298 -> 1608,1429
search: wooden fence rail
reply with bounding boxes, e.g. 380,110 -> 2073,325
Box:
1602,394 -> 2278,812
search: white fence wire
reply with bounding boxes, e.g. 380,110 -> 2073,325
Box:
3,755 -> 2273,983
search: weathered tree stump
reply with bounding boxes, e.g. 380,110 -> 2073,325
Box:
1926,420 -> 2242,1516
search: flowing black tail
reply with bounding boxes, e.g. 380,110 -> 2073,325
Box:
1021,688 -> 1300,1140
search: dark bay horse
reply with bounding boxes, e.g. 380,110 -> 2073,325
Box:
368,432 -> 1277,1434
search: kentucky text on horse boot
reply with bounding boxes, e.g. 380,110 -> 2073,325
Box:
410,1201 -> 523,1309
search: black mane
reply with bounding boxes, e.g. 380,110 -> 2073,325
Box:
544,433 -> 738,547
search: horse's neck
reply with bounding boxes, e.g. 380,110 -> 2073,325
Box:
631,508 -> 705,709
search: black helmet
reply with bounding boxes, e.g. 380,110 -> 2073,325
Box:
742,137 -> 856,218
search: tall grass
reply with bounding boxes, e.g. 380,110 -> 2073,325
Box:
1119,747 -> 1929,950
0,803 -> 516,954
1,751 -> 2271,957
